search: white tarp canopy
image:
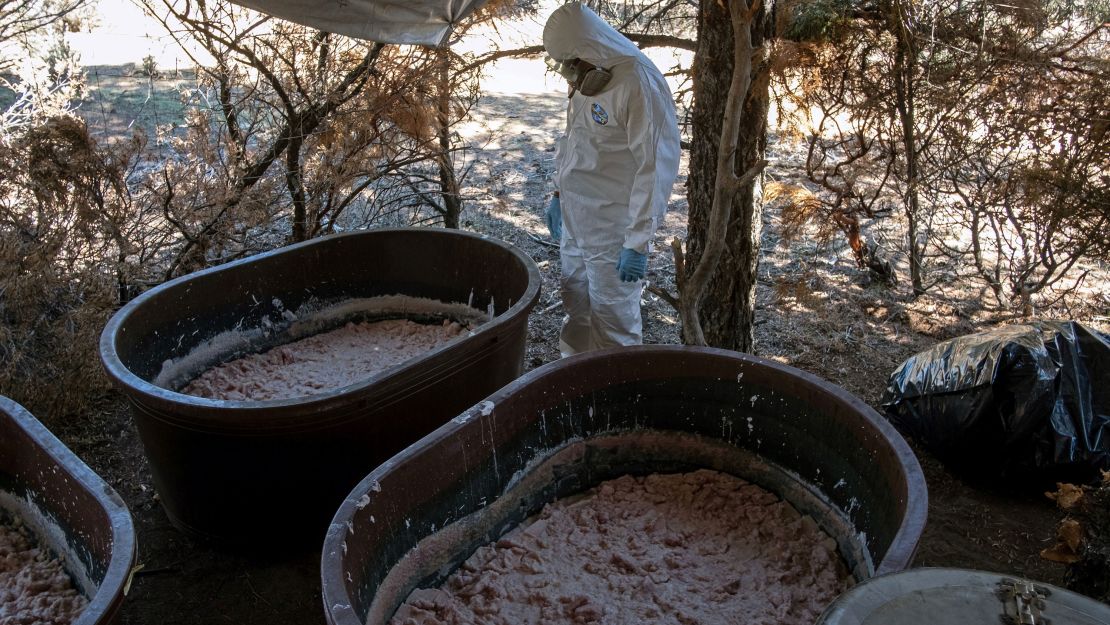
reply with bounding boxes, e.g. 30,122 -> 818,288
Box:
227,0 -> 490,45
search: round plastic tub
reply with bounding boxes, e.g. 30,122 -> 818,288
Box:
100,228 -> 540,546
816,568 -> 1110,624
321,346 -> 928,625
0,396 -> 137,625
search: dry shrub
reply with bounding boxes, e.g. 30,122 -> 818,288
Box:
772,0 -> 1109,303
0,235 -> 114,420
0,116 -> 126,421
765,181 -> 831,243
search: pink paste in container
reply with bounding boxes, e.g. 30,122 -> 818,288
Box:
0,516 -> 87,625
389,469 -> 852,625
182,319 -> 469,401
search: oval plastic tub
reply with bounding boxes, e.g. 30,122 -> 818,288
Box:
0,396 -> 137,625
100,228 -> 540,546
321,346 -> 929,625
816,568 -> 1110,624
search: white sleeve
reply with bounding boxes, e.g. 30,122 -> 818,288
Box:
622,67 -> 681,253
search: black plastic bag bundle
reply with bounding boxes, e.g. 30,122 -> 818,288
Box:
881,321 -> 1110,479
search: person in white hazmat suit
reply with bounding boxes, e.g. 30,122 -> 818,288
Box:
543,2 -> 681,357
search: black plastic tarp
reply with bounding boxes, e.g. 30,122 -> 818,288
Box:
882,321 -> 1110,479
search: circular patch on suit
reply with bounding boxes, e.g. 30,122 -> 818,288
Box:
591,102 -> 609,125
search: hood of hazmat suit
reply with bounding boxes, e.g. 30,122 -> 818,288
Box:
543,2 -> 681,255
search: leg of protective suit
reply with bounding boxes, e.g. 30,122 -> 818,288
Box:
558,240 -> 593,357
584,249 -> 643,350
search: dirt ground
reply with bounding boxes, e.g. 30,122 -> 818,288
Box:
45,89 -> 1107,624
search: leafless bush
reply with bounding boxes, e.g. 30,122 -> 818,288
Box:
132,0 -> 516,278
0,116 -> 140,418
773,0 -> 1109,308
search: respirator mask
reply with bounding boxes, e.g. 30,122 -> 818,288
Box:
546,56 -> 612,97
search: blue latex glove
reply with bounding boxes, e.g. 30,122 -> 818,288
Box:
545,195 -> 562,241
616,247 -> 647,282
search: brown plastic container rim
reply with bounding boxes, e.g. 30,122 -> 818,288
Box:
99,228 -> 542,428
0,396 -> 138,625
320,345 -> 928,624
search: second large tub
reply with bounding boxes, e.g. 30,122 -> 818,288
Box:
0,396 -> 136,625
322,346 -> 928,624
100,228 -> 540,546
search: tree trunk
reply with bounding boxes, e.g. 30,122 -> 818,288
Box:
685,0 -> 773,352
436,48 -> 462,229
287,126 -> 308,242
889,0 -> 925,295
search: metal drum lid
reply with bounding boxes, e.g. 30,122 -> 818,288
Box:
817,568 -> 1110,625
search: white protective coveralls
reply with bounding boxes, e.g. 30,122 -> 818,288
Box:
543,2 -> 681,357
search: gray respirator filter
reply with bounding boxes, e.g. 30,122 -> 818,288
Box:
576,66 -> 612,96
546,56 -> 612,96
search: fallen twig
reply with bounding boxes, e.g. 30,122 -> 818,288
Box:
539,300 -> 563,314
526,232 -> 560,248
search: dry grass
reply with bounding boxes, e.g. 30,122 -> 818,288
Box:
80,65 -> 196,143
